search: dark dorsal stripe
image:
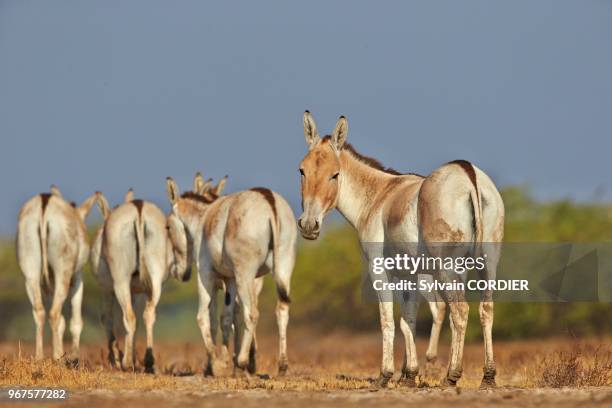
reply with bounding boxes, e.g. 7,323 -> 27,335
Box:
250,187 -> 276,218
70,202 -> 76,208
321,135 -> 423,177
131,199 -> 145,217
40,193 -> 52,213
449,160 -> 478,192
181,191 -> 217,205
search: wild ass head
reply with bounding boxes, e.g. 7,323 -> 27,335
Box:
298,111 -> 348,240
166,173 -> 227,271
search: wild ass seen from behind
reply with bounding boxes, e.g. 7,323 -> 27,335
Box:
166,174 -> 296,376
17,187 -> 101,361
297,111 -> 504,387
92,191 -> 192,372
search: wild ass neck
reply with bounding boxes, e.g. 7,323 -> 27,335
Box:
335,151 -> 398,231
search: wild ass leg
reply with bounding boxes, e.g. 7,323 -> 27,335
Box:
196,267 -> 217,377
246,277 -> 264,375
232,290 -> 244,374
446,299 -> 469,386
49,270 -> 70,360
24,271 -> 45,360
479,244 -> 501,388
366,246 -> 395,387
438,267 -> 469,386
234,269 -> 260,373
101,289 -> 120,368
26,280 -> 46,360
425,297 -> 446,363
67,271 -> 84,363
114,279 -> 137,371
221,280 -> 240,370
143,280 -> 162,374
220,284 -> 234,366
209,283 -> 219,358
398,292 -> 420,387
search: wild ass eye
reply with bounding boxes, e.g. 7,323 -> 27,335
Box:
330,172 -> 339,181
299,169 -> 305,177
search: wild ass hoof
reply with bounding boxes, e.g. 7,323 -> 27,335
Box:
247,354 -> 257,375
64,358 -> 80,369
278,362 -> 288,377
121,357 -> 136,372
480,367 -> 497,389
204,361 -> 214,377
247,343 -> 257,374
397,369 -> 418,387
144,347 -> 155,374
443,368 -> 463,387
375,371 -> 393,388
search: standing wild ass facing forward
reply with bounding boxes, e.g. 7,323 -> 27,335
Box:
297,112 -> 504,388
91,192 -> 192,372
17,188 -> 101,361
166,175 -> 296,376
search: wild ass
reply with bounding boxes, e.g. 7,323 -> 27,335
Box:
297,111 -> 504,387
17,188 -> 100,361
91,191 -> 192,372
166,174 -> 296,376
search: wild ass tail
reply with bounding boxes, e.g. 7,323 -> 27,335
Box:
39,194 -> 51,288
251,187 -> 290,304
449,160 -> 483,245
131,200 -> 150,289
270,215 -> 290,304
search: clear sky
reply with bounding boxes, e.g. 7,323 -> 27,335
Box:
1,0 -> 611,233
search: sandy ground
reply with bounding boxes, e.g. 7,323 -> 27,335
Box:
1,331 -> 611,407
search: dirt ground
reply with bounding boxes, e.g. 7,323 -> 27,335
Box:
1,331 -> 611,407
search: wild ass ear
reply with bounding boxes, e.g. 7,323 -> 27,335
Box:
331,115 -> 348,150
50,185 -> 63,198
201,178 -> 213,194
78,192 -> 100,221
212,175 -> 228,196
303,110 -> 320,148
124,188 -> 134,203
166,177 -> 180,205
96,192 -> 111,220
193,172 -> 206,194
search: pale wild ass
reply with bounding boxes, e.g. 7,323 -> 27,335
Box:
162,174 -> 244,373
166,174 -> 297,376
297,111 -> 504,387
17,187 -> 101,361
91,191 -> 192,372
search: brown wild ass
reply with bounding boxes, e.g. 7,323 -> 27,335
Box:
166,174 -> 296,376
91,191 -> 191,372
17,187 -> 101,361
297,111 -> 504,387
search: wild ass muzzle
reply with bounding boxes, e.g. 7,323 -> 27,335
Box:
297,111 -> 504,388
166,173 -> 297,377
17,187 -> 101,361
91,191 -> 192,373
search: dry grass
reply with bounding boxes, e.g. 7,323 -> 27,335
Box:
537,346 -> 612,388
0,332 -> 611,392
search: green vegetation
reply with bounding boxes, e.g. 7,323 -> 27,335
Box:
1,187 -> 611,343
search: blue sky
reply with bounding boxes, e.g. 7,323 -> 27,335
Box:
1,0 -> 611,233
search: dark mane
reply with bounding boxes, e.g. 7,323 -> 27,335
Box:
181,191 -> 218,204
322,135 -> 423,177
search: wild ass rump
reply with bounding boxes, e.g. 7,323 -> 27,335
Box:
16,187 -> 100,361
297,111 -> 505,388
91,192 -> 192,373
166,175 -> 297,376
